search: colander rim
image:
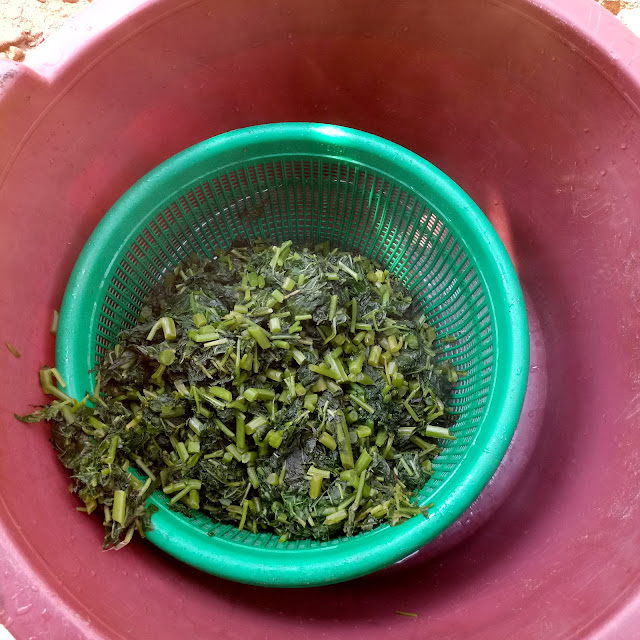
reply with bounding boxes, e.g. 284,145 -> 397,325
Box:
56,122 -> 529,587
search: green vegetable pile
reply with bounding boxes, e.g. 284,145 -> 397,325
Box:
19,240 -> 460,548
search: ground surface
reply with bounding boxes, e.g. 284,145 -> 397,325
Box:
0,0 -> 639,62
0,0 -> 92,61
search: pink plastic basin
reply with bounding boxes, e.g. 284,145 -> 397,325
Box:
2,0 -> 640,638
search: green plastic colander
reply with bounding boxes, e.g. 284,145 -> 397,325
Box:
57,123 -> 529,587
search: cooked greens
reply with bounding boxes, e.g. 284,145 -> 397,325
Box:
19,240 -> 460,548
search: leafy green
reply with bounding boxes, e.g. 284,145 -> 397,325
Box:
18,240 -> 461,547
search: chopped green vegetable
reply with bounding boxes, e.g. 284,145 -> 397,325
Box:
112,490 -> 127,525
6,342 -> 21,358
17,240 -> 459,546
248,324 -> 272,349
50,310 -> 60,335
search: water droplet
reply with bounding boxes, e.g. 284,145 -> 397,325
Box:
595,145 -> 601,151
530,365 -> 538,372
528,410 -> 536,418
17,604 -> 33,616
583,128 -> 589,133
621,143 -> 628,150
600,169 -> 607,176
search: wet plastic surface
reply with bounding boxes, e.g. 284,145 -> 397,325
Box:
2,0 -> 640,637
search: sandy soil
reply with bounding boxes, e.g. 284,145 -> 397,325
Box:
0,0 -> 93,61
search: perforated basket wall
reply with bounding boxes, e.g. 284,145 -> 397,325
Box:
58,124 -> 528,586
